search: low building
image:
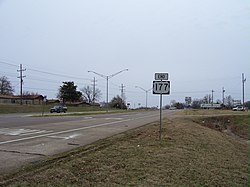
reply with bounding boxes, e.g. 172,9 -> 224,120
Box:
46,99 -> 60,105
0,95 -> 14,104
0,95 -> 44,105
200,103 -> 221,109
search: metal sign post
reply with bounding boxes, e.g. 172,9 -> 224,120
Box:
159,93 -> 163,140
42,95 -> 47,117
153,73 -> 170,141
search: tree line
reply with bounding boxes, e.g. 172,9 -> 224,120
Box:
0,76 -> 127,109
167,94 -> 250,109
1,75 -> 249,109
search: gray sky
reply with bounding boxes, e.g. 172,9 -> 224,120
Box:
0,0 -> 249,107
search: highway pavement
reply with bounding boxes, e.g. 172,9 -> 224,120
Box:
0,110 -> 173,173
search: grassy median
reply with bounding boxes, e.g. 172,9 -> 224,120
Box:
0,112 -> 248,186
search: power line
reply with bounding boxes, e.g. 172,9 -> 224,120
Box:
0,60 -> 91,81
0,60 -> 19,67
27,67 -> 91,81
1,60 -> 248,102
25,76 -> 61,84
174,76 -> 241,83
172,90 -> 210,94
23,86 -> 57,92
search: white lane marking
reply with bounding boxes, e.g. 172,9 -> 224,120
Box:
0,113 -> 159,146
0,128 -> 31,135
84,117 -> 93,119
105,118 -> 123,120
0,128 -> 51,136
20,130 -> 53,136
48,134 -> 81,140
0,118 -> 132,145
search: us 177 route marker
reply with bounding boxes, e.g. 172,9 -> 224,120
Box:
153,73 -> 170,141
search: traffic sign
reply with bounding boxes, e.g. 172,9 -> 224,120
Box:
153,72 -> 170,141
153,81 -> 170,94
155,73 -> 168,80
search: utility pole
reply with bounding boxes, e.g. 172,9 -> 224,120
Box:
242,73 -> 246,107
222,87 -> 225,106
120,84 -> 125,101
211,90 -> 214,106
91,77 -> 97,103
17,64 -> 26,105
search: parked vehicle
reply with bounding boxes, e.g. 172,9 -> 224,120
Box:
50,105 -> 67,113
232,106 -> 245,111
169,106 -> 177,110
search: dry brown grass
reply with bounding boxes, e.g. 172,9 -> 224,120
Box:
179,108 -> 247,116
0,114 -> 248,187
194,114 -> 249,140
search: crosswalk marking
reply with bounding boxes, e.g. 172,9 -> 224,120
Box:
0,128 -> 52,136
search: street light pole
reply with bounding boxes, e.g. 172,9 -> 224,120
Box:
242,73 -> 246,107
106,76 -> 108,110
211,90 -> 214,107
222,87 -> 225,106
135,86 -> 152,109
88,69 -> 128,112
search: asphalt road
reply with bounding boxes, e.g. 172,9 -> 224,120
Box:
0,110 -> 173,173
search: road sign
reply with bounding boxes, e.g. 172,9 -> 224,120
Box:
153,81 -> 170,94
155,73 -> 168,80
153,72 -> 170,141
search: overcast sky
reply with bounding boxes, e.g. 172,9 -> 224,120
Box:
0,0 -> 249,107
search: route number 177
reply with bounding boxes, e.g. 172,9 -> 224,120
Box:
153,81 -> 170,95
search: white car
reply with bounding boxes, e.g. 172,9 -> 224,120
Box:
232,106 -> 245,111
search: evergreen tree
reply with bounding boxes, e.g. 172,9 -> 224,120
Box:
58,81 -> 82,103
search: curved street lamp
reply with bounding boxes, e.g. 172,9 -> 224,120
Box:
135,86 -> 152,109
88,69 -> 128,112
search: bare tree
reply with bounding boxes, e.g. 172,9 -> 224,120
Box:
109,95 -> 127,109
0,76 -> 14,95
225,95 -> 234,108
23,91 -> 40,96
203,94 -> 212,104
216,99 -> 222,104
81,85 -> 101,103
191,99 -> 203,109
170,100 -> 176,106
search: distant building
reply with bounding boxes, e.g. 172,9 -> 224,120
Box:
200,103 -> 221,109
0,95 -> 44,105
46,99 -> 60,105
233,100 -> 241,107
